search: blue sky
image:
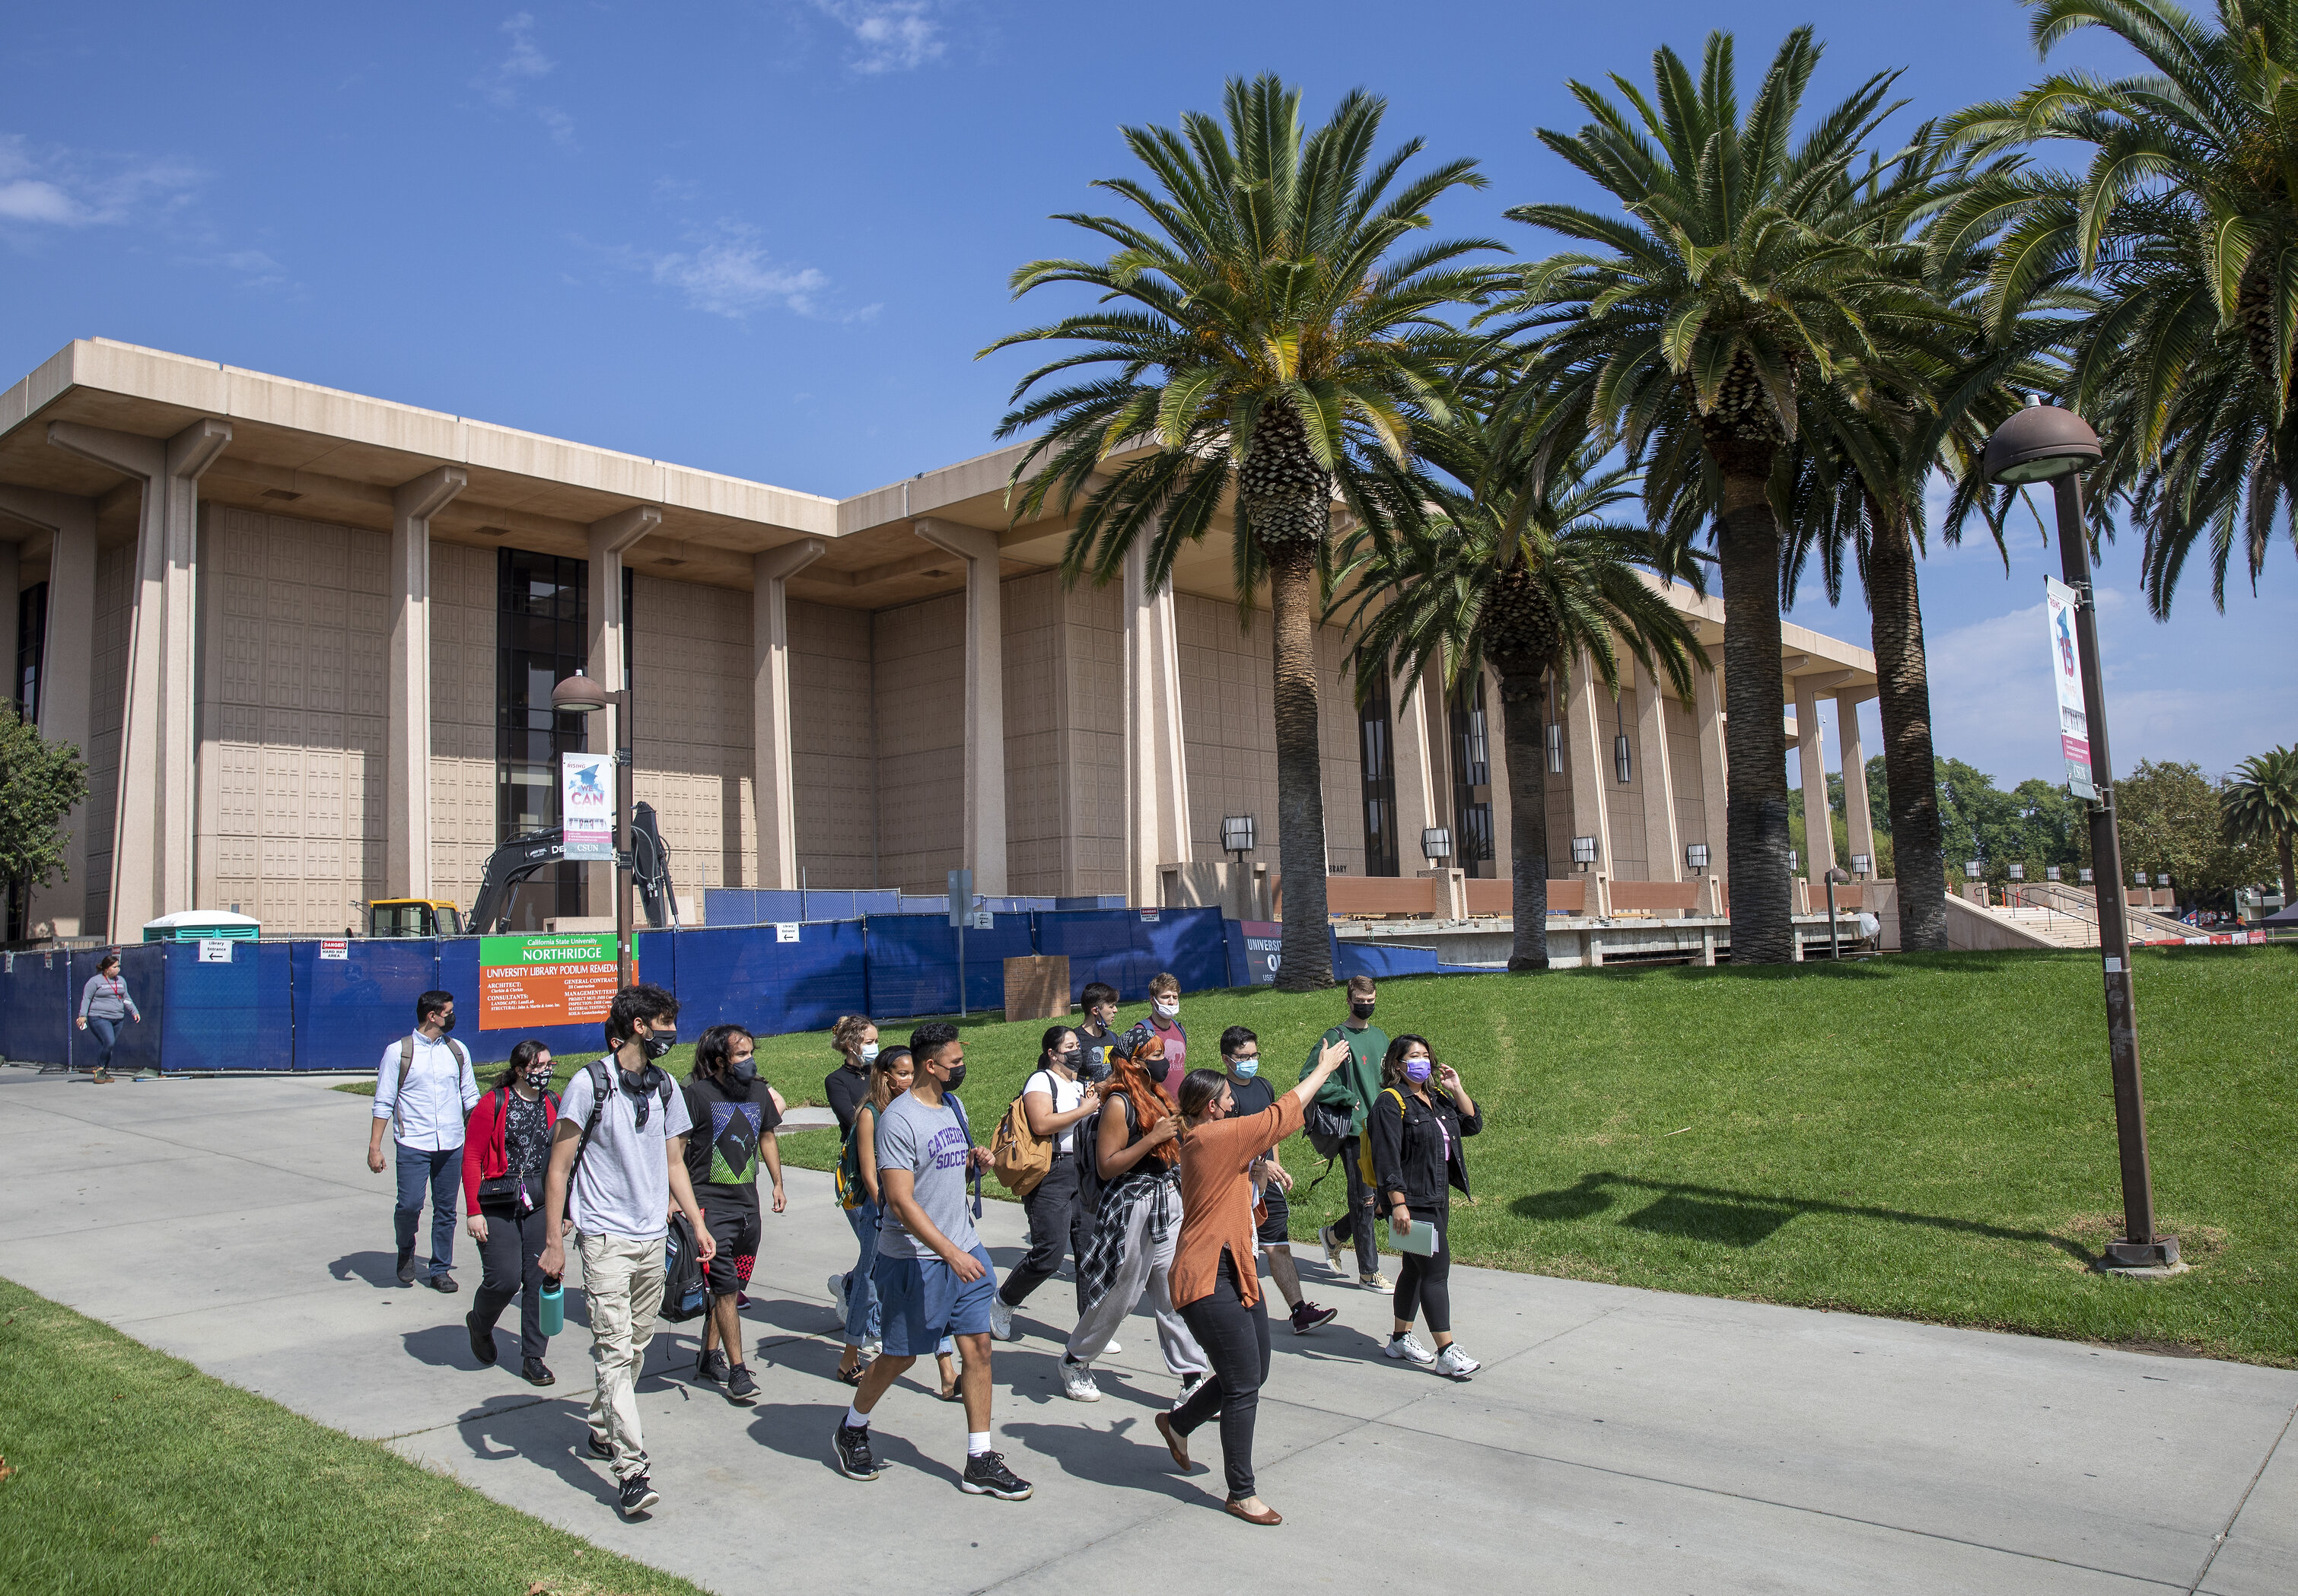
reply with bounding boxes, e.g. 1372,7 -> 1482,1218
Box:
2,1 -> 2290,790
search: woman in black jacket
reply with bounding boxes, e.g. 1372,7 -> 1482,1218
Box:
1367,1032 -> 1481,1378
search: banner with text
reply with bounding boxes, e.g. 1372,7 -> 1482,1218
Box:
561,752 -> 614,861
2044,578 -> 2096,801
479,933 -> 629,1027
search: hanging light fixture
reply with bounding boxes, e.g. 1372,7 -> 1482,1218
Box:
1612,691 -> 1631,785
1545,675 -> 1563,774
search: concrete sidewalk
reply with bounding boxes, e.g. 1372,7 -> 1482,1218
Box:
2,1067 -> 2291,1595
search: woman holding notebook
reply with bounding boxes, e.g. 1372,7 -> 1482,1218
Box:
1368,1033 -> 1482,1378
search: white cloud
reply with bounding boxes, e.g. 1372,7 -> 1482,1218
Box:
810,0 -> 945,72
0,135 -> 202,229
477,13 -> 576,146
648,232 -> 830,318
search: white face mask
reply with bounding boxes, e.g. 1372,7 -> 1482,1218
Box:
1154,1000 -> 1179,1019
859,1041 -> 879,1064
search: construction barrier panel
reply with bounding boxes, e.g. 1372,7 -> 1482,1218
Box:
103,945 -> 170,1074
1033,906 -> 1227,1003
157,939 -> 294,1072
673,919 -> 867,1039
862,913 -> 1036,1019
1332,937 -> 1446,981
291,939 -> 444,1073
0,946 -> 79,1066
702,889 -> 899,927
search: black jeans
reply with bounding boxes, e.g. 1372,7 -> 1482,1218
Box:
472,1200 -> 553,1361
1327,1136 -> 1381,1275
1000,1152 -> 1084,1312
1392,1197 -> 1452,1334
1173,1250 -> 1272,1501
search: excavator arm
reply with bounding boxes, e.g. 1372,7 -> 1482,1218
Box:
466,802 -> 680,936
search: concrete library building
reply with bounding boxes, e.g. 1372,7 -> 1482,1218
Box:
0,339 -> 1880,944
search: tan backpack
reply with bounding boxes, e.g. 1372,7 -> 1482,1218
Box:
988,1073 -> 1055,1197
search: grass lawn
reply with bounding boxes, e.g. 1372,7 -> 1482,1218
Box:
339,948 -> 2298,1366
0,1276 -> 708,1596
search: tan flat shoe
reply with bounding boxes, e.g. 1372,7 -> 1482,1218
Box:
1225,1498 -> 1282,1526
1155,1410 -> 1192,1471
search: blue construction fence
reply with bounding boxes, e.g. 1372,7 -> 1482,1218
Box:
1,905 -> 1471,1073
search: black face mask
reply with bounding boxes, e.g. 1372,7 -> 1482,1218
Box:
941,1063 -> 968,1093
1350,1001 -> 1377,1020
438,1013 -> 458,1034
726,1056 -> 759,1089
641,1025 -> 676,1060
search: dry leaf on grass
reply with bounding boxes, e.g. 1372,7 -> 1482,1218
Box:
0,1456 -> 14,1483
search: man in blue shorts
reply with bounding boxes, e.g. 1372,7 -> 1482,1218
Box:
832,1020 -> 1033,1500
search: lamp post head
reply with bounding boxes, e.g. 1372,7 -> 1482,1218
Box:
1685,842 -> 1710,873
1571,835 -> 1598,872
1965,860 -> 1984,880
1850,853 -> 1871,879
1221,814 -> 1256,856
552,671 -> 610,714
1420,826 -> 1453,866
1981,398 -> 2102,487
2009,863 -> 2026,881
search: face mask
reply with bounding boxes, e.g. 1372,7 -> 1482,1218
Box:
1351,1001 -> 1376,1020
941,1062 -> 969,1092
859,1042 -> 880,1065
1059,1050 -> 1082,1070
524,1067 -> 553,1092
1230,1057 -> 1260,1081
439,1013 -> 458,1034
1154,1000 -> 1179,1019
727,1055 -> 759,1088
641,1025 -> 676,1061
1404,1057 -> 1433,1083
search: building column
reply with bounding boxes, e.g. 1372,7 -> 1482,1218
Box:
585,505 -> 661,911
1838,689 -> 1876,874
1692,663 -> 1730,884
1391,671 -> 1441,872
0,537 -> 18,710
915,518 -> 1009,896
1118,535 -> 1192,906
0,489 -> 96,935
1793,674 -> 1837,879
752,539 -> 825,889
387,468 -> 466,900
1564,653 -> 1615,886
48,417 -> 231,935
1634,659 -> 1682,881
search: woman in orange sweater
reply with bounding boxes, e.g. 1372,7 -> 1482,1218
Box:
1151,1035 -> 1349,1525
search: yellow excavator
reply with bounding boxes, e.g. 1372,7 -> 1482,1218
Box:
364,899 -> 464,938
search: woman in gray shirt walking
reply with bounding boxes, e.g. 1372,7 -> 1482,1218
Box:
75,954 -> 142,1078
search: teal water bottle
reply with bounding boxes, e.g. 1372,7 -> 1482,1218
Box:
538,1280 -> 564,1337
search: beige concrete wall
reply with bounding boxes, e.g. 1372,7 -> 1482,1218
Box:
82,542 -> 133,937
1001,571 -> 1067,898
1174,596 -> 1365,878
1666,689 -> 1709,867
192,507 -> 387,936
630,574 -> 756,895
428,542 -> 496,915
872,591 -> 965,892
788,598 -> 874,889
1058,580 -> 1125,898
1601,685 -> 1650,882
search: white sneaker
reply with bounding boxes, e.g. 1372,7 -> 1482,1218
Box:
988,1293 -> 1017,1341
1059,1358 -> 1100,1402
1434,1344 -> 1481,1378
862,1340 -> 882,1358
1319,1225 -> 1345,1269
1383,1332 -> 1436,1366
1103,1337 -> 1122,1356
827,1273 -> 847,1316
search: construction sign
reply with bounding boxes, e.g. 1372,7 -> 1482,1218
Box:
479,933 -> 629,1026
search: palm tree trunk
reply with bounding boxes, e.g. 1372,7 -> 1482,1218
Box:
1267,540 -> 1332,990
1717,488 -> 1794,963
1496,663 -> 1552,968
1865,500 -> 1947,952
2279,831 -> 2295,908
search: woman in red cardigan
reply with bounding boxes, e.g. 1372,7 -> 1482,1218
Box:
462,1040 -> 561,1385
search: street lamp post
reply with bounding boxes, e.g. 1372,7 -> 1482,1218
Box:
1982,398 -> 2176,1269
551,670 -> 635,989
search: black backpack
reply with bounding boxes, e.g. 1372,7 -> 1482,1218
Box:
659,1211 -> 710,1323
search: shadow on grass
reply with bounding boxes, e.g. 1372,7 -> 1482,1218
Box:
1512,1172 -> 2094,1262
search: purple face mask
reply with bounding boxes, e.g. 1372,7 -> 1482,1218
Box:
1404,1057 -> 1433,1083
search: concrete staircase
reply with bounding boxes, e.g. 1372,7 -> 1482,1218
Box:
1990,905 -> 2099,947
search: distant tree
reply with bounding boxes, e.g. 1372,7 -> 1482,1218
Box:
1930,755 -> 2084,887
2118,758 -> 2275,908
2221,745 -> 2298,904
0,705 -> 88,898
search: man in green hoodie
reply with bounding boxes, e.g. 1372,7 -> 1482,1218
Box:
1303,975 -> 1389,1290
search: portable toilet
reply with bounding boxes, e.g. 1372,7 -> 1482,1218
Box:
142,911 -> 263,943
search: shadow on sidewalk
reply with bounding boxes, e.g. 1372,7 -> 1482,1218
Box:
743,1400 -> 966,1487
329,1250 -> 406,1288
455,1397 -> 620,1508
1512,1172 -> 2096,1261
1000,1413 -> 1205,1501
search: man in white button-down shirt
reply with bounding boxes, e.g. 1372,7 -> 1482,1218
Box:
367,989 -> 479,1291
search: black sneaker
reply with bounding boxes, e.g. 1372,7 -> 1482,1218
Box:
464,1311 -> 497,1366
1289,1300 -> 1339,1334
724,1362 -> 758,1403
960,1450 -> 1033,1500
695,1348 -> 730,1386
832,1422 -> 879,1480
396,1251 -> 419,1285
586,1430 -> 613,1461
617,1473 -> 659,1518
521,1358 -> 555,1387
425,1273 -> 459,1295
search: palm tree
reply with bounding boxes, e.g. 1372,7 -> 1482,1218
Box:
1333,428 -> 1708,968
981,75 -> 1500,990
1944,0 -> 2298,617
1487,28 -> 1908,963
2223,743 -> 2298,904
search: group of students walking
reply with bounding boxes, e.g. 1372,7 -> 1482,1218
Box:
365,971 -> 1482,1525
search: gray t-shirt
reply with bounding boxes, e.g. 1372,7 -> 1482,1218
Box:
873,1090 -> 978,1259
559,1060 -> 694,1242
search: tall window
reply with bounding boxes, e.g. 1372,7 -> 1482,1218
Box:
1450,675 -> 1495,877
496,550 -> 590,924
15,581 -> 46,723
1358,675 -> 1400,877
